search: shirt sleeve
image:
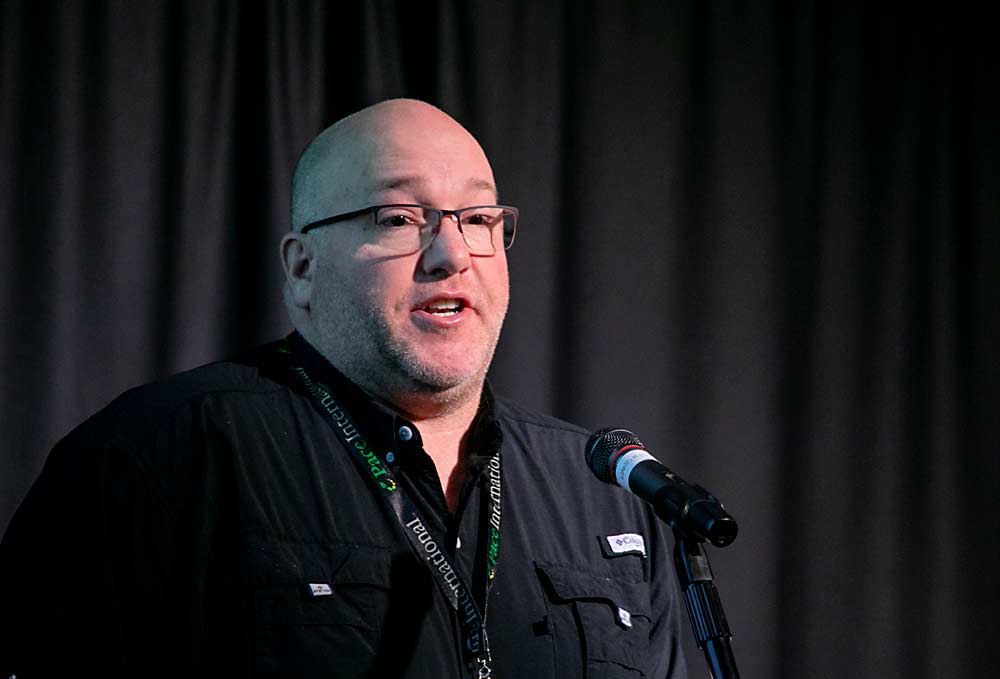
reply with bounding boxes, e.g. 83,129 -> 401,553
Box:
0,409 -> 218,678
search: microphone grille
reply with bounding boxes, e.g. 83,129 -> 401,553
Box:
585,428 -> 644,483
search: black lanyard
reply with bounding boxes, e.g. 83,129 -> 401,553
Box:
277,342 -> 501,679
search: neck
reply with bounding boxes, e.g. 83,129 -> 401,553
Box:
297,326 -> 483,512
391,388 -> 482,514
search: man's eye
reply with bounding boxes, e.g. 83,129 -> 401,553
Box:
463,211 -> 498,226
383,215 -> 411,227
377,210 -> 422,228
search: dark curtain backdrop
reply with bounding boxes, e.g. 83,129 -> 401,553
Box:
2,2 -> 997,678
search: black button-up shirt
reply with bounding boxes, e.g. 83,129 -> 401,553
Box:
0,333 -> 688,678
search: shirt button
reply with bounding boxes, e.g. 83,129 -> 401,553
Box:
385,452 -> 395,463
398,425 -> 414,441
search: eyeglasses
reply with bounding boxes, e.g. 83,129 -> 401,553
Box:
300,204 -> 518,255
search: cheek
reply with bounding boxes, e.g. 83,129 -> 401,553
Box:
484,259 -> 510,309
312,255 -> 368,315
357,260 -> 415,314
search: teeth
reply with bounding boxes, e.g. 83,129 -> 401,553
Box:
425,299 -> 462,315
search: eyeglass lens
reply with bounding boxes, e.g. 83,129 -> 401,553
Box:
374,206 -> 516,253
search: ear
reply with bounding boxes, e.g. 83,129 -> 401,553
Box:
280,232 -> 315,311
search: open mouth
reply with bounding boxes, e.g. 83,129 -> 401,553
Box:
421,299 -> 466,317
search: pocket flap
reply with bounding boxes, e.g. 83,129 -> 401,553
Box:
244,537 -> 392,588
247,539 -> 394,628
536,562 -> 650,619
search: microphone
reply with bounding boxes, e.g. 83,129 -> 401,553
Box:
585,428 -> 738,547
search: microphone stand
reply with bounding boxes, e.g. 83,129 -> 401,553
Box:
672,528 -> 740,679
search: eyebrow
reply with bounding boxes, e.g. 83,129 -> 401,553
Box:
371,175 -> 499,201
468,178 -> 500,199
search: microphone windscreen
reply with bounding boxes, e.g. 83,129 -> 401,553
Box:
585,428 -> 644,483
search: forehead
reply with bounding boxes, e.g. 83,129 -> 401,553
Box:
348,123 -> 498,203
363,171 -> 498,202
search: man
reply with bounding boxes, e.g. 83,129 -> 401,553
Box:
0,99 -> 687,678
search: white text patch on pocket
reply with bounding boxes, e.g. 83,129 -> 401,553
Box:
605,532 -> 646,557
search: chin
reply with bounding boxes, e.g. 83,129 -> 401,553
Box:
383,331 -> 499,394
394,352 -> 488,393
404,365 -> 481,392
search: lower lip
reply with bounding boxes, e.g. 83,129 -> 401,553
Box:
412,307 -> 472,329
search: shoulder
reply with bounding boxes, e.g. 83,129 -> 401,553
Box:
491,396 -> 597,482
27,342 -> 298,519
67,342 -> 289,452
493,396 -> 589,441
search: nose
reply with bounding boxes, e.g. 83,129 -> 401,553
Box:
419,213 -> 471,277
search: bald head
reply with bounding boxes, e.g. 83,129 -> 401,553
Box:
279,98 -> 510,417
290,99 -> 497,231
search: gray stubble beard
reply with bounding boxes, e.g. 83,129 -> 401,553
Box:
365,304 -> 505,409
310,296 -> 506,415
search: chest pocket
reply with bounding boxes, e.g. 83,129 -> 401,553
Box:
537,561 -> 652,679
246,539 -> 393,677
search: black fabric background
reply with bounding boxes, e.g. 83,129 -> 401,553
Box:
2,2 -> 997,678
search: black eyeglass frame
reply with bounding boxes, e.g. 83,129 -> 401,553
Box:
299,203 -> 519,253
